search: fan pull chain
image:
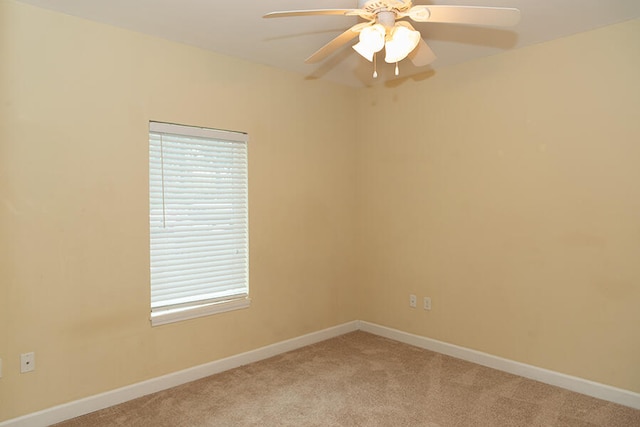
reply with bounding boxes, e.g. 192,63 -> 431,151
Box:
395,62 -> 399,76
373,53 -> 378,79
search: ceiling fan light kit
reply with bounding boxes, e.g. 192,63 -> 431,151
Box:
352,24 -> 386,61
264,0 -> 521,79
384,24 -> 421,63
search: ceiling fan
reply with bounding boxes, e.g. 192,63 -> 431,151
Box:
264,1 -> 521,77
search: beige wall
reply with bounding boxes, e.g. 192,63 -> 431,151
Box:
356,19 -> 640,392
0,1 -> 358,420
1,0 -> 639,421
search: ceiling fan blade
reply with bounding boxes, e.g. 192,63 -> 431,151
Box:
409,5 -> 521,26
305,23 -> 370,64
407,38 -> 436,67
345,10 -> 375,20
263,9 -> 357,18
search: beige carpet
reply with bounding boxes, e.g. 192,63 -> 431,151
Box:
55,331 -> 640,426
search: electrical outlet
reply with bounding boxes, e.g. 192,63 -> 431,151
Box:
409,294 -> 417,308
20,352 -> 35,373
423,297 -> 432,311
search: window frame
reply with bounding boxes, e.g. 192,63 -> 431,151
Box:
149,121 -> 249,326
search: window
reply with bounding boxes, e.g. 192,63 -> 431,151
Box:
149,121 -> 249,326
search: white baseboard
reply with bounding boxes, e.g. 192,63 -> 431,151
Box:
0,321 -> 359,427
3,319 -> 638,426
358,320 -> 640,410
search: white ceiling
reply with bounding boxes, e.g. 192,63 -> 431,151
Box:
15,0 -> 640,87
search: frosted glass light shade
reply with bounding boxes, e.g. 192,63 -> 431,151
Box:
352,24 -> 386,62
385,25 -> 420,63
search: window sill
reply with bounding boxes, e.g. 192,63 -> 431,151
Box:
151,297 -> 251,326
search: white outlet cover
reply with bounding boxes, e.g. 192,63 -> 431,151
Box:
409,294 -> 417,308
21,352 -> 35,373
423,297 -> 432,310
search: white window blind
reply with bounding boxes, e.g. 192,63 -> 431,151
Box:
149,121 -> 249,325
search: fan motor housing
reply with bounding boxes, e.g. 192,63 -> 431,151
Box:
359,0 -> 412,14
377,11 -> 396,28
